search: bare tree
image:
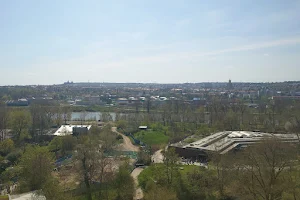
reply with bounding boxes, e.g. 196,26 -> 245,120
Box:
0,105 -> 9,141
62,106 -> 71,125
162,147 -> 179,185
210,153 -> 233,198
75,136 -> 99,200
232,138 -> 298,200
237,100 -> 247,126
80,111 -> 87,125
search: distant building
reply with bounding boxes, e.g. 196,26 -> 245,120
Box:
272,96 -> 300,104
29,97 -> 54,105
139,97 -> 146,101
192,98 -> 206,106
6,99 -> 29,106
117,98 -> 128,105
64,80 -> 74,85
83,95 -> 104,105
295,92 -> 300,96
73,126 -> 90,136
204,82 -> 213,89
227,79 -> 233,90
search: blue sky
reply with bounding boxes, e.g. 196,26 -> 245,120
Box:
1,0 -> 300,85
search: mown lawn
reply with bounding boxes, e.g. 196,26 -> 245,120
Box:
134,131 -> 169,145
179,165 -> 199,174
138,164 -> 200,189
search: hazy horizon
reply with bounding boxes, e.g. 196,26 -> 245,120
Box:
2,80 -> 300,87
1,0 -> 300,85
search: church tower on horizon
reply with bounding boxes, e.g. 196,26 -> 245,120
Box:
227,79 -> 233,90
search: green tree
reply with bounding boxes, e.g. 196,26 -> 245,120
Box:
48,136 -> 63,157
30,104 -> 54,139
75,133 -> 114,200
137,150 -> 151,165
75,135 -> 99,200
115,162 -> 135,200
163,147 -> 180,185
19,145 -> 54,192
144,181 -> 178,200
116,120 -> 128,130
10,109 -> 32,140
185,168 -> 216,200
41,177 -> 70,200
61,135 -> 77,156
0,139 -> 14,156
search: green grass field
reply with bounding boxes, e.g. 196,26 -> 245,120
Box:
134,130 -> 169,145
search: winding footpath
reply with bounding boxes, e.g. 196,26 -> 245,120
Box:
111,127 -> 143,199
151,149 -> 164,163
112,127 -> 140,152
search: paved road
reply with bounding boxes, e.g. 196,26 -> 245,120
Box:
131,167 -> 144,200
111,127 -> 140,152
152,149 -> 164,163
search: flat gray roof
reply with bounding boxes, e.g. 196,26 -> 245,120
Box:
172,131 -> 299,154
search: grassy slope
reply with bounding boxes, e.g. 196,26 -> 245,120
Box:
134,131 -> 169,145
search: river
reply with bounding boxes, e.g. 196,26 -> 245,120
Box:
71,112 -> 117,121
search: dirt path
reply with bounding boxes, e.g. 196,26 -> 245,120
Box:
112,127 -> 143,199
112,127 -> 140,152
131,167 -> 144,200
152,149 -> 164,163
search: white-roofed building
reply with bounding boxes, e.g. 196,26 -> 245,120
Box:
54,125 -> 92,136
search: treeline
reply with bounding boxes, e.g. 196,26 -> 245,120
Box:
0,103 -> 72,142
113,97 -> 300,145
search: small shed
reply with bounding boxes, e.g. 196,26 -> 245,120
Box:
138,126 -> 148,130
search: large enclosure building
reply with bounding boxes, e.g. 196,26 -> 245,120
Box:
170,131 -> 299,161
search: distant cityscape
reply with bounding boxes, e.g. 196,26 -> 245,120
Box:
2,80 -> 300,109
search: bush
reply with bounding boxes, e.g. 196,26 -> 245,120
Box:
138,164 -> 165,189
184,138 -> 196,143
116,135 -> 123,140
0,139 -> 14,156
6,150 -> 22,164
137,151 -> 151,165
